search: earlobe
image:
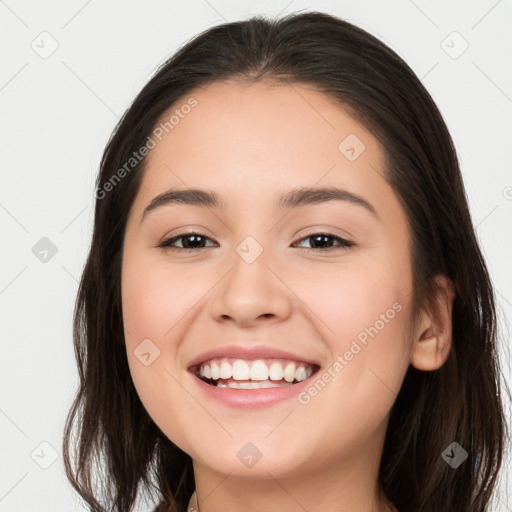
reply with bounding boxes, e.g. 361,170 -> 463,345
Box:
410,275 -> 456,371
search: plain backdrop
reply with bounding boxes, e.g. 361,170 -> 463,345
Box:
0,1 -> 511,510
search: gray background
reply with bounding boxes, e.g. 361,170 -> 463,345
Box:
1,0 -> 511,510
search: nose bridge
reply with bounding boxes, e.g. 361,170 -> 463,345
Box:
209,232 -> 292,324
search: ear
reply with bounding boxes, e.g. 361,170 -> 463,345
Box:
410,274 -> 456,371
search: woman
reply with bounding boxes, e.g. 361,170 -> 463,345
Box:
63,11 -> 508,512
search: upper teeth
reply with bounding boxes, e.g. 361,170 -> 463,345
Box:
198,358 -> 314,383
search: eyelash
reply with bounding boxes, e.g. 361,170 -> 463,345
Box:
158,231 -> 354,253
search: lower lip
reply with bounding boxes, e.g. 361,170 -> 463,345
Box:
189,372 -> 317,408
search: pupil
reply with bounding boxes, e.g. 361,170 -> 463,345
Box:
311,234 -> 331,248
184,235 -> 204,248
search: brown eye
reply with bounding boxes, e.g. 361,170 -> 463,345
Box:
158,231 -> 354,253
159,233 -> 216,251
294,233 -> 354,251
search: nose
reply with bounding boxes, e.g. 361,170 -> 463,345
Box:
209,248 -> 293,327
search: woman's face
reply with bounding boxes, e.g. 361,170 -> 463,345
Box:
121,80 -> 415,479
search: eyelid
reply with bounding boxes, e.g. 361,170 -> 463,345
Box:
293,224 -> 355,241
157,225 -> 216,245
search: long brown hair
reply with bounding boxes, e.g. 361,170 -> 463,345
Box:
62,11 -> 509,512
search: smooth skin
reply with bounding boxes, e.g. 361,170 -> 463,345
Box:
121,80 -> 455,512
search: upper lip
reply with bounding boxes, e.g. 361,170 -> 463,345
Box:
187,344 -> 321,370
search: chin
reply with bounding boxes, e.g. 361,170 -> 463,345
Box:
190,441 -> 312,479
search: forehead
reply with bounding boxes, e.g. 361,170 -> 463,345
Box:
150,79 -> 383,163
133,79 -> 394,216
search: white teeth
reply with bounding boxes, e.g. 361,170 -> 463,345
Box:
249,360 -> 268,380
232,359 -> 250,380
218,380 -> 293,389
197,357 -> 316,384
283,362 -> 296,382
295,366 -> 306,381
268,362 -> 284,380
210,361 -> 220,380
219,360 -> 232,379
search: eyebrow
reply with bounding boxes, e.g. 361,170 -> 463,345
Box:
141,186 -> 378,221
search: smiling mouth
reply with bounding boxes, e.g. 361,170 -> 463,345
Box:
199,377 -> 310,389
191,358 -> 321,389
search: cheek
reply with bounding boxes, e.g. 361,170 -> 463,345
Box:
294,261 -> 411,406
121,253 -> 190,418
121,255 -> 199,339
292,260 -> 408,343
290,278 -> 410,458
